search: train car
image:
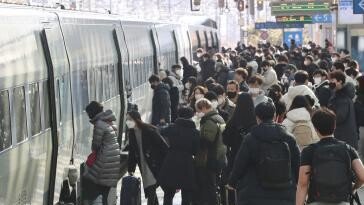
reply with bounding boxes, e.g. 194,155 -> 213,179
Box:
0,4 -> 219,204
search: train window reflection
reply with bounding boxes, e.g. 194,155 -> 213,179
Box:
13,87 -> 27,143
96,67 -> 103,102
0,90 -> 11,151
43,81 -> 51,129
29,83 -> 41,135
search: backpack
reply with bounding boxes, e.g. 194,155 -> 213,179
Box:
206,117 -> 227,171
292,120 -> 314,149
311,142 -> 352,203
257,136 -> 293,189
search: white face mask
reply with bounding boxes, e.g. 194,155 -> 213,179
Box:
196,112 -> 205,118
218,97 -> 225,105
185,82 -> 191,89
195,94 -> 204,100
314,77 -> 322,85
332,57 -> 338,63
175,69 -> 182,77
302,52 -> 307,57
125,120 -> 136,129
249,88 -> 260,95
211,100 -> 219,109
197,53 -> 203,58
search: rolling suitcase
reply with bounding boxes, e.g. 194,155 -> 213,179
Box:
120,176 -> 141,205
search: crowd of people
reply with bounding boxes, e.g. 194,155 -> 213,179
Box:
84,40 -> 364,205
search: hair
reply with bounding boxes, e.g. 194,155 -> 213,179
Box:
313,69 -> 328,78
294,70 -> 309,85
318,60 -> 329,71
255,101 -> 276,122
214,53 -> 224,61
348,61 -> 358,69
204,91 -> 218,101
289,95 -> 312,113
277,55 -> 289,63
247,75 -> 263,85
227,92 -> 257,128
178,106 -> 194,119
180,56 -> 190,66
196,48 -> 204,53
341,49 -> 350,55
267,84 -> 282,103
204,77 -> 216,88
202,53 -> 211,59
148,74 -> 160,83
329,70 -> 346,84
162,77 -> 174,88
261,60 -> 271,68
86,101 -> 104,119
227,80 -> 239,90
311,108 -> 336,136
212,84 -> 225,96
195,98 -> 212,111
235,68 -> 248,80
332,53 -> 340,58
172,64 -> 181,71
189,86 -> 207,102
333,61 -> 345,72
128,110 -> 156,130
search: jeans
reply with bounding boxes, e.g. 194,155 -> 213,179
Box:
162,188 -> 192,205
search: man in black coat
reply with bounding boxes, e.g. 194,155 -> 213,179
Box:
149,74 -> 171,126
180,57 -> 197,84
227,102 -> 300,205
200,53 -> 216,82
328,70 -> 358,149
313,69 -> 332,107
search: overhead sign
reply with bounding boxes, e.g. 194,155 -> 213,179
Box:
271,1 -> 331,16
312,14 -> 332,23
276,16 -> 313,24
284,31 -> 303,47
338,0 -> 363,24
353,0 -> 364,14
255,22 -> 304,29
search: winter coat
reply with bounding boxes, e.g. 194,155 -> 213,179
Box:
262,68 -> 278,92
239,81 -> 249,92
127,126 -> 168,178
85,110 -> 121,187
219,98 -> 235,120
158,118 -> 200,190
228,122 -> 300,205
200,59 -> 216,81
313,80 -> 332,107
274,63 -> 287,81
182,64 -> 197,84
168,86 -> 179,123
215,62 -> 229,87
328,84 -> 359,149
194,111 -> 226,170
303,63 -> 319,80
282,108 -> 319,143
168,72 -> 184,93
355,91 -> 364,127
151,83 -> 171,125
282,85 -> 320,110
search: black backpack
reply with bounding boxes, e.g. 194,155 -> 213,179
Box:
256,136 -> 293,189
311,142 -> 352,203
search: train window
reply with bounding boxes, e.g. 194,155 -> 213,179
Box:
88,69 -> 96,101
96,67 -> 103,102
29,83 -> 42,135
42,81 -> 51,129
72,70 -> 89,113
0,90 -> 11,151
109,64 -> 116,97
13,87 -> 27,143
102,66 -> 110,100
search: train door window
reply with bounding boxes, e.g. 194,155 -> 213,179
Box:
80,70 -> 89,109
13,86 -> 27,143
109,64 -> 117,97
29,83 -> 41,136
0,90 -> 11,151
88,68 -> 96,101
102,66 -> 110,100
42,81 -> 51,129
96,67 -> 103,102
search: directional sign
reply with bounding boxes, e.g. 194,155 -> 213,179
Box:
284,31 -> 303,47
271,1 -> 331,16
339,0 -> 364,24
353,0 -> 364,14
260,31 -> 269,40
312,14 -> 332,23
276,16 -> 313,24
255,22 -> 304,29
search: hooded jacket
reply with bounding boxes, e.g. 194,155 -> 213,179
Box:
151,83 -> 171,125
282,84 -> 320,109
313,80 -> 332,107
262,68 -> 278,92
85,110 -> 121,187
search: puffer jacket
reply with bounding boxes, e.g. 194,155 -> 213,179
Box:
85,110 -> 121,187
151,83 -> 171,125
282,85 -> 320,109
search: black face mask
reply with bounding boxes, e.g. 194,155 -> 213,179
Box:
329,82 -> 336,89
227,92 -> 237,99
151,84 -> 157,90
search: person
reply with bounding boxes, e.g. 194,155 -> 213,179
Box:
281,70 -> 320,110
274,55 -> 289,81
189,86 -> 206,111
212,84 -> 236,120
296,108 -> 364,205
126,111 -> 169,205
180,57 -> 197,84
260,60 -> 278,93
234,68 -> 249,92
222,93 -> 257,205
162,77 -> 179,123
247,75 -> 272,107
226,80 -> 240,104
313,69 -> 332,107
328,70 -> 358,149
200,53 -> 216,82
158,107 -> 200,205
193,98 -> 226,205
183,76 -> 197,104
149,74 -> 171,126
84,101 -> 121,204
168,64 -> 184,104
214,53 -> 229,88
227,102 -> 300,205
267,84 -> 286,123
303,55 -> 319,81
355,76 -> 364,159
332,61 -> 357,88
282,95 -> 319,149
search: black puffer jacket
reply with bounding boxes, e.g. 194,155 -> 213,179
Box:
328,84 -> 358,149
151,83 -> 171,126
200,59 -> 216,82
228,122 -> 300,205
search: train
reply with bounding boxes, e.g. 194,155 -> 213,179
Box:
0,4 -> 219,205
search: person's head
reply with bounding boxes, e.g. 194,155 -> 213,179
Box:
171,64 -> 182,76
86,101 -> 104,120
204,77 -> 216,90
304,55 -> 314,66
331,53 -> 340,62
318,60 -> 329,72
149,74 -> 160,89
247,75 -> 263,97
196,48 -> 204,58
185,76 -> 197,90
311,108 -> 336,137
313,69 -> 328,85
267,84 -> 282,103
261,60 -> 271,72
294,70 -> 309,85
192,86 -> 206,101
204,91 -> 219,109
214,53 -> 224,62
277,55 -> 289,64
212,84 -> 226,105
126,110 -> 142,129
332,61 -> 345,72
158,69 -> 167,80
289,95 -> 312,113
228,92 -> 257,128
177,106 -> 194,119
180,56 -> 189,66
195,98 -> 212,115
202,53 -> 211,62
226,80 -> 239,100
234,68 -> 248,83
340,49 -> 350,58
329,70 -> 346,91
255,101 -> 276,123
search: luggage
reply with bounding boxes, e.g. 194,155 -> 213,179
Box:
120,176 -> 141,205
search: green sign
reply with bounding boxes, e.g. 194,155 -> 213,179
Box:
276,16 -> 313,24
271,2 -> 331,16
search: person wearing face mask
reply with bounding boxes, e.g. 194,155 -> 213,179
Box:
205,90 -> 230,122
226,80 -> 240,104
169,64 -> 184,105
149,74 -> 171,126
328,70 -> 358,149
303,55 -> 319,82
200,53 -> 216,83
189,86 -> 206,112
274,55 -> 289,81
183,76 -> 197,104
212,84 -> 236,121
312,69 -> 332,107
214,53 -> 229,88
261,60 -> 278,93
193,98 -> 226,205
234,68 -> 249,92
180,57 -> 197,85
248,75 -> 272,107
331,53 -> 340,63
126,111 -> 169,205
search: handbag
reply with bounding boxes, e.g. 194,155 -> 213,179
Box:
86,150 -> 97,167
